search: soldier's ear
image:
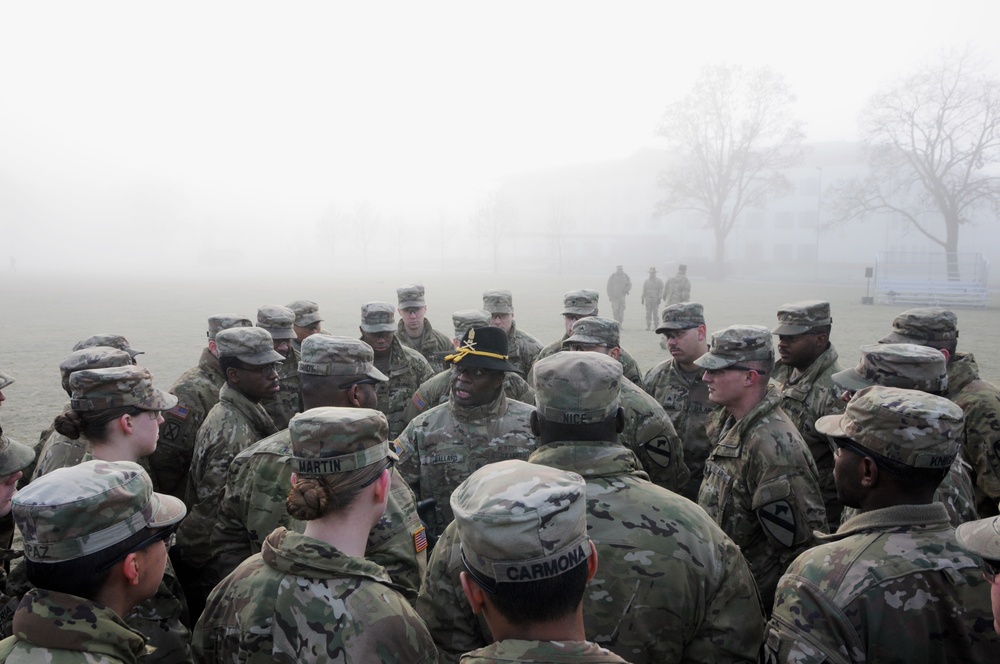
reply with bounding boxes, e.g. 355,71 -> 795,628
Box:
586,541 -> 598,582
529,411 -> 541,436
459,571 -> 487,616
697,325 -> 707,342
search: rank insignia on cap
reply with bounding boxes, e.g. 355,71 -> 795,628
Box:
413,526 -> 428,553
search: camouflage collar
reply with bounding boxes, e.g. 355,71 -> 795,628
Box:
218,383 -> 279,439
448,388 -> 508,423
945,352 -> 980,397
529,440 -> 644,479
821,502 -> 950,542
776,343 -> 840,389
261,527 -> 393,585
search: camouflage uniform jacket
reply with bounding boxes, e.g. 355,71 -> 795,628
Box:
662,274 -> 690,305
0,519 -> 20,638
402,369 -> 535,430
772,344 -> 844,528
505,321 -> 543,379
397,319 -> 454,372
640,276 -> 663,303
530,341 -> 642,385
606,271 -> 631,300
260,353 -> 300,431
698,385 -> 827,610
30,429 -> 88,482
619,377 -> 690,493
946,352 -> 1000,517
642,358 -> 719,500
193,528 -> 438,664
210,429 -> 427,600
176,383 -> 277,568
0,589 -> 147,664
374,336 -> 435,440
416,440 -> 764,664
397,392 -> 537,542
151,348 -> 225,498
461,639 -> 629,663
764,503 -> 1000,663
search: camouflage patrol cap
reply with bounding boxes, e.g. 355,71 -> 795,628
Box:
73,333 -> 143,360
655,302 -> 705,333
956,514 -> 1000,561
298,336 -> 388,382
534,352 -> 622,424
772,300 -> 832,336
563,316 -> 620,348
207,314 -> 253,340
216,327 -> 284,365
12,460 -> 186,563
59,347 -> 134,396
832,343 -> 948,394
0,432 -> 34,477
288,407 -> 398,477
0,371 -> 12,391
69,366 -> 178,412
257,305 -> 297,341
452,309 -> 491,340
815,385 -> 962,469
561,289 -> 599,317
880,307 -> 959,344
482,289 -> 514,315
287,299 -> 323,327
397,284 -> 426,309
452,459 -> 591,587
360,302 -> 397,333
694,325 -> 774,369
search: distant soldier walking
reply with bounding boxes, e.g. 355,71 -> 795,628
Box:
606,265 -> 631,324
640,267 -> 663,330
663,264 -> 690,305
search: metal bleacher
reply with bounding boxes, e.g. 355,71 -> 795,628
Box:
874,252 -> 990,308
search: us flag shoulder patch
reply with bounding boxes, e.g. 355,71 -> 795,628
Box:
413,526 -> 428,553
167,403 -> 189,420
411,392 -> 427,410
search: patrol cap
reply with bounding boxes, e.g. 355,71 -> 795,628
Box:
832,344 -> 948,394
69,366 -> 177,412
880,307 -> 959,344
216,327 -> 284,365
207,314 -> 253,340
360,302 -> 396,333
257,305 -> 297,341
694,325 -> 774,370
59,347 -> 134,396
815,385 -> 962,469
534,352 -> 621,424
452,459 -> 591,588
561,289 -> 599,317
956,514 -> 1000,561
563,316 -> 620,348
0,433 -> 35,477
288,407 -> 397,477
287,299 -> 323,327
0,371 -> 13,391
445,327 -> 518,372
656,302 -> 705,333
397,284 -> 426,309
452,309 -> 491,341
298,336 -> 388,382
772,300 -> 833,336
12,460 -> 186,563
73,333 -> 143,360
482,289 -> 513,315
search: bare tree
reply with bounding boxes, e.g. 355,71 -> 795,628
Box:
472,189 -> 516,273
547,198 -> 572,275
316,202 -> 346,262
353,201 -> 381,270
656,65 -> 804,275
826,49 -> 1000,280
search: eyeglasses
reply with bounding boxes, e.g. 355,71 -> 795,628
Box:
96,526 -> 176,572
239,362 -> 282,377
359,457 -> 395,488
704,365 -> 767,376
832,438 -> 913,475
983,558 -> 1000,584
339,377 -> 380,390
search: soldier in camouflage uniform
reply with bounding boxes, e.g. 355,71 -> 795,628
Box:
31,346 -> 134,481
174,326 -> 282,621
529,290 -> 643,384
833,343 -> 978,526
643,303 -> 719,500
286,299 -> 324,359
416,352 -> 764,664
771,300 -> 845,528
257,305 -> 301,430
360,301 -> 435,440
152,314 -> 252,498
0,460 -> 186,664
662,264 -> 690,306
606,264 -> 631,324
695,325 -> 827,611
452,460 -> 628,664
193,407 -> 437,663
396,284 -> 453,372
956,513 -> 1000,633
397,327 -> 537,543
483,289 -> 542,379
402,309 -> 535,429
209,335 -> 427,600
764,387 -> 1000,662
562,316 -> 689,492
880,307 -> 1000,518
640,267 -> 663,330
